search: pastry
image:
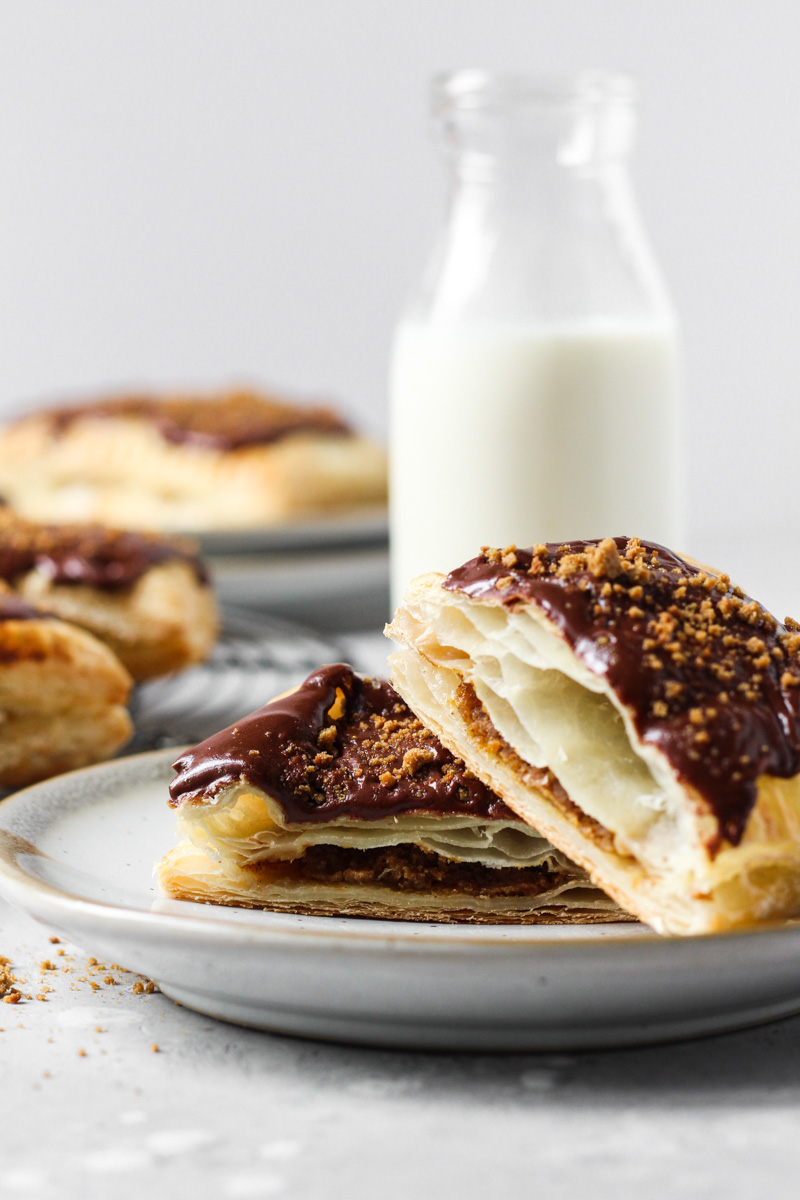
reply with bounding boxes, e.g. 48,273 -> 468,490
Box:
0,589 -> 132,787
0,510 -> 217,681
387,537 -> 800,935
158,663 -> 626,923
0,389 -> 387,531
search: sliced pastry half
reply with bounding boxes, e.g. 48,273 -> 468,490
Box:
387,537 -> 800,935
158,663 -> 625,923
0,589 -> 132,786
0,509 -> 218,681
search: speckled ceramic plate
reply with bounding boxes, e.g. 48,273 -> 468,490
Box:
2,750 -> 800,1051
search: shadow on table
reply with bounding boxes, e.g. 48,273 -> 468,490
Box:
177,1005 -> 800,1110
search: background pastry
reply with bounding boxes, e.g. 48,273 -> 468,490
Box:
387,537 -> 800,935
0,389 -> 388,531
0,510 -> 218,681
0,589 -> 132,787
159,663 -> 626,923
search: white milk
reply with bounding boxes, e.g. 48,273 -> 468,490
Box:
389,320 -> 681,605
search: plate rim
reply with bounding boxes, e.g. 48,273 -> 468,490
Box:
1,747 -> 799,956
192,509 -> 388,557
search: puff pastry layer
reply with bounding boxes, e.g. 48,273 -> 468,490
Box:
0,590 -> 132,786
0,390 -> 387,531
387,537 -> 800,935
158,663 -> 626,923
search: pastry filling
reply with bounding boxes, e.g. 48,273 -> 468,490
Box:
244,843 -> 573,898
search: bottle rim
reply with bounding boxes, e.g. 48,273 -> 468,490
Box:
432,69 -> 637,116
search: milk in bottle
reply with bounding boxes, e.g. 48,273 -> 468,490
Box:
389,72 -> 681,604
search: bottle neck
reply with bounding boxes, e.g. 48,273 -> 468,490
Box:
436,70 -> 638,174
413,129 -> 671,325
409,70 -> 673,327
445,150 -> 635,226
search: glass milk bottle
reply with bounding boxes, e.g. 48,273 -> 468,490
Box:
389,71 -> 681,604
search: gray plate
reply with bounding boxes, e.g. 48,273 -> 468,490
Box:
192,510 -> 387,556
3,750 -> 800,1051
207,546 -> 389,633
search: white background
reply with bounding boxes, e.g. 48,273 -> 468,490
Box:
0,2 -> 797,557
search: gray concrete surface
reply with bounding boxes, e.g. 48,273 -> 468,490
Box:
4,891 -> 800,1200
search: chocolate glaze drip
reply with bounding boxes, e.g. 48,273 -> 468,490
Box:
170,663 -> 516,823
43,391 -> 351,452
444,537 -> 800,848
0,513 -> 208,591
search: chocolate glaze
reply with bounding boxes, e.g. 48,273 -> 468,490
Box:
0,513 -> 208,591
43,391 -> 351,452
444,538 -> 800,848
170,663 -> 516,823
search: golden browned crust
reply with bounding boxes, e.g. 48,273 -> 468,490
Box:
0,707 -> 133,788
159,888 -> 625,925
0,613 -> 132,786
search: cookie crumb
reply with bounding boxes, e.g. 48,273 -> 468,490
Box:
401,747 -> 435,777
585,537 -> 623,580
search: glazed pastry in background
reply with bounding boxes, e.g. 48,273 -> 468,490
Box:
0,510 -> 218,681
387,537 -> 800,936
0,389 -> 388,531
0,588 -> 132,787
158,663 -> 627,924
